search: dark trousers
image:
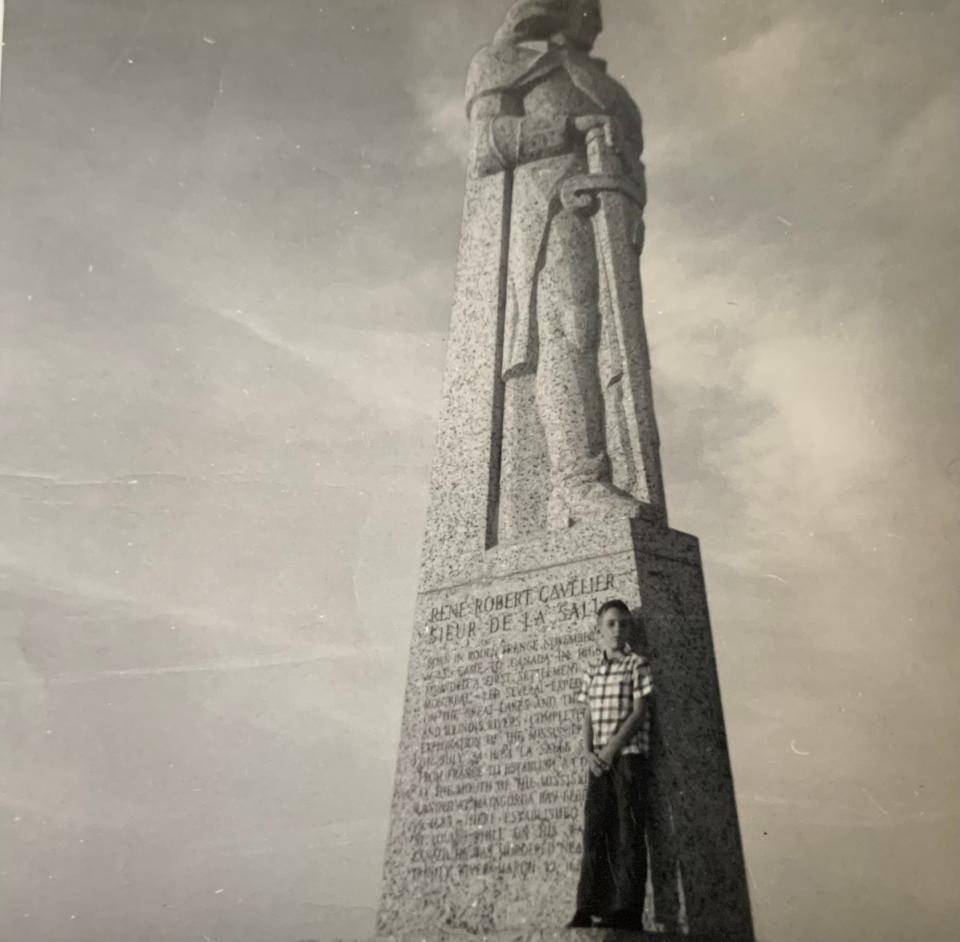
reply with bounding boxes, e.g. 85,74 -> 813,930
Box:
575,754 -> 649,921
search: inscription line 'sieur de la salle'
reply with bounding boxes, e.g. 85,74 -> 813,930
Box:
425,573 -> 618,643
375,2 -> 755,940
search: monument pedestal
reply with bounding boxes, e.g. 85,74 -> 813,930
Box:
367,7 -> 755,939
372,931 -> 710,942
376,519 -> 752,941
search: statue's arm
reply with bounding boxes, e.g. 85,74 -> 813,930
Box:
622,102 -> 648,202
468,91 -> 572,178
618,102 -> 647,252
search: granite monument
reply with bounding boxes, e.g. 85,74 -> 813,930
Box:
376,1 -> 753,938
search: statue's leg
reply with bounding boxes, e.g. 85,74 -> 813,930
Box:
536,208 -> 641,526
536,207 -> 604,480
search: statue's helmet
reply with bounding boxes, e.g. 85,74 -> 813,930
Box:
494,0 -> 602,50
494,0 -> 570,46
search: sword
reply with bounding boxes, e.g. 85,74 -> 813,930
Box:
559,126 -> 666,515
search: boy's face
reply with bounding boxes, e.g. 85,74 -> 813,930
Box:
598,606 -> 631,653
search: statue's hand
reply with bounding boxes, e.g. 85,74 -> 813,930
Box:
572,114 -> 622,152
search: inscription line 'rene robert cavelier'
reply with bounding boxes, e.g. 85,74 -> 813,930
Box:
405,568 -> 631,885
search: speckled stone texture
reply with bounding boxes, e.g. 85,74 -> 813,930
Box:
364,931 -> 707,942
375,5 -> 754,940
377,519 -> 753,941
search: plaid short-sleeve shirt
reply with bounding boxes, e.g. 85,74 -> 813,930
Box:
577,646 -> 654,756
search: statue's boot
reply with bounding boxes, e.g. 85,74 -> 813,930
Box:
537,328 -> 642,527
547,463 -> 643,529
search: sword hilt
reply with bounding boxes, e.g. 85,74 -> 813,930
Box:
560,123 -> 643,213
585,124 -> 621,176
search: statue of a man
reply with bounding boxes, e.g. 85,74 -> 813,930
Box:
466,0 -> 664,529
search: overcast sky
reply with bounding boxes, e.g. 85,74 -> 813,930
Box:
1,1 -> 959,940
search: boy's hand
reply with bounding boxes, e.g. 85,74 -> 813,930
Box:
587,751 -> 610,777
597,744 -> 618,769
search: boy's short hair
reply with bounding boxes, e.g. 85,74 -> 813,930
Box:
596,598 -> 631,619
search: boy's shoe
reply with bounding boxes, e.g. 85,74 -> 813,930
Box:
600,910 -> 646,931
566,911 -> 594,928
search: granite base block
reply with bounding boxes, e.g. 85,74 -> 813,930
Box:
377,518 -> 753,941
351,931 -> 737,942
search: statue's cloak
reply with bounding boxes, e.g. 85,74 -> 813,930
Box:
463,43 -> 645,383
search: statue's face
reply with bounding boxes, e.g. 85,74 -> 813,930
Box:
565,0 -> 602,50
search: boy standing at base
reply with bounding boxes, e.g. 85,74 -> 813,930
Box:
567,599 -> 653,931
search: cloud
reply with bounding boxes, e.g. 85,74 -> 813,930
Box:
214,301 -> 445,421
714,17 -> 811,104
411,76 -> 468,169
869,87 -> 960,232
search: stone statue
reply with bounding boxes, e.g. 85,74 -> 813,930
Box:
466,0 -> 666,535
377,7 -> 755,937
